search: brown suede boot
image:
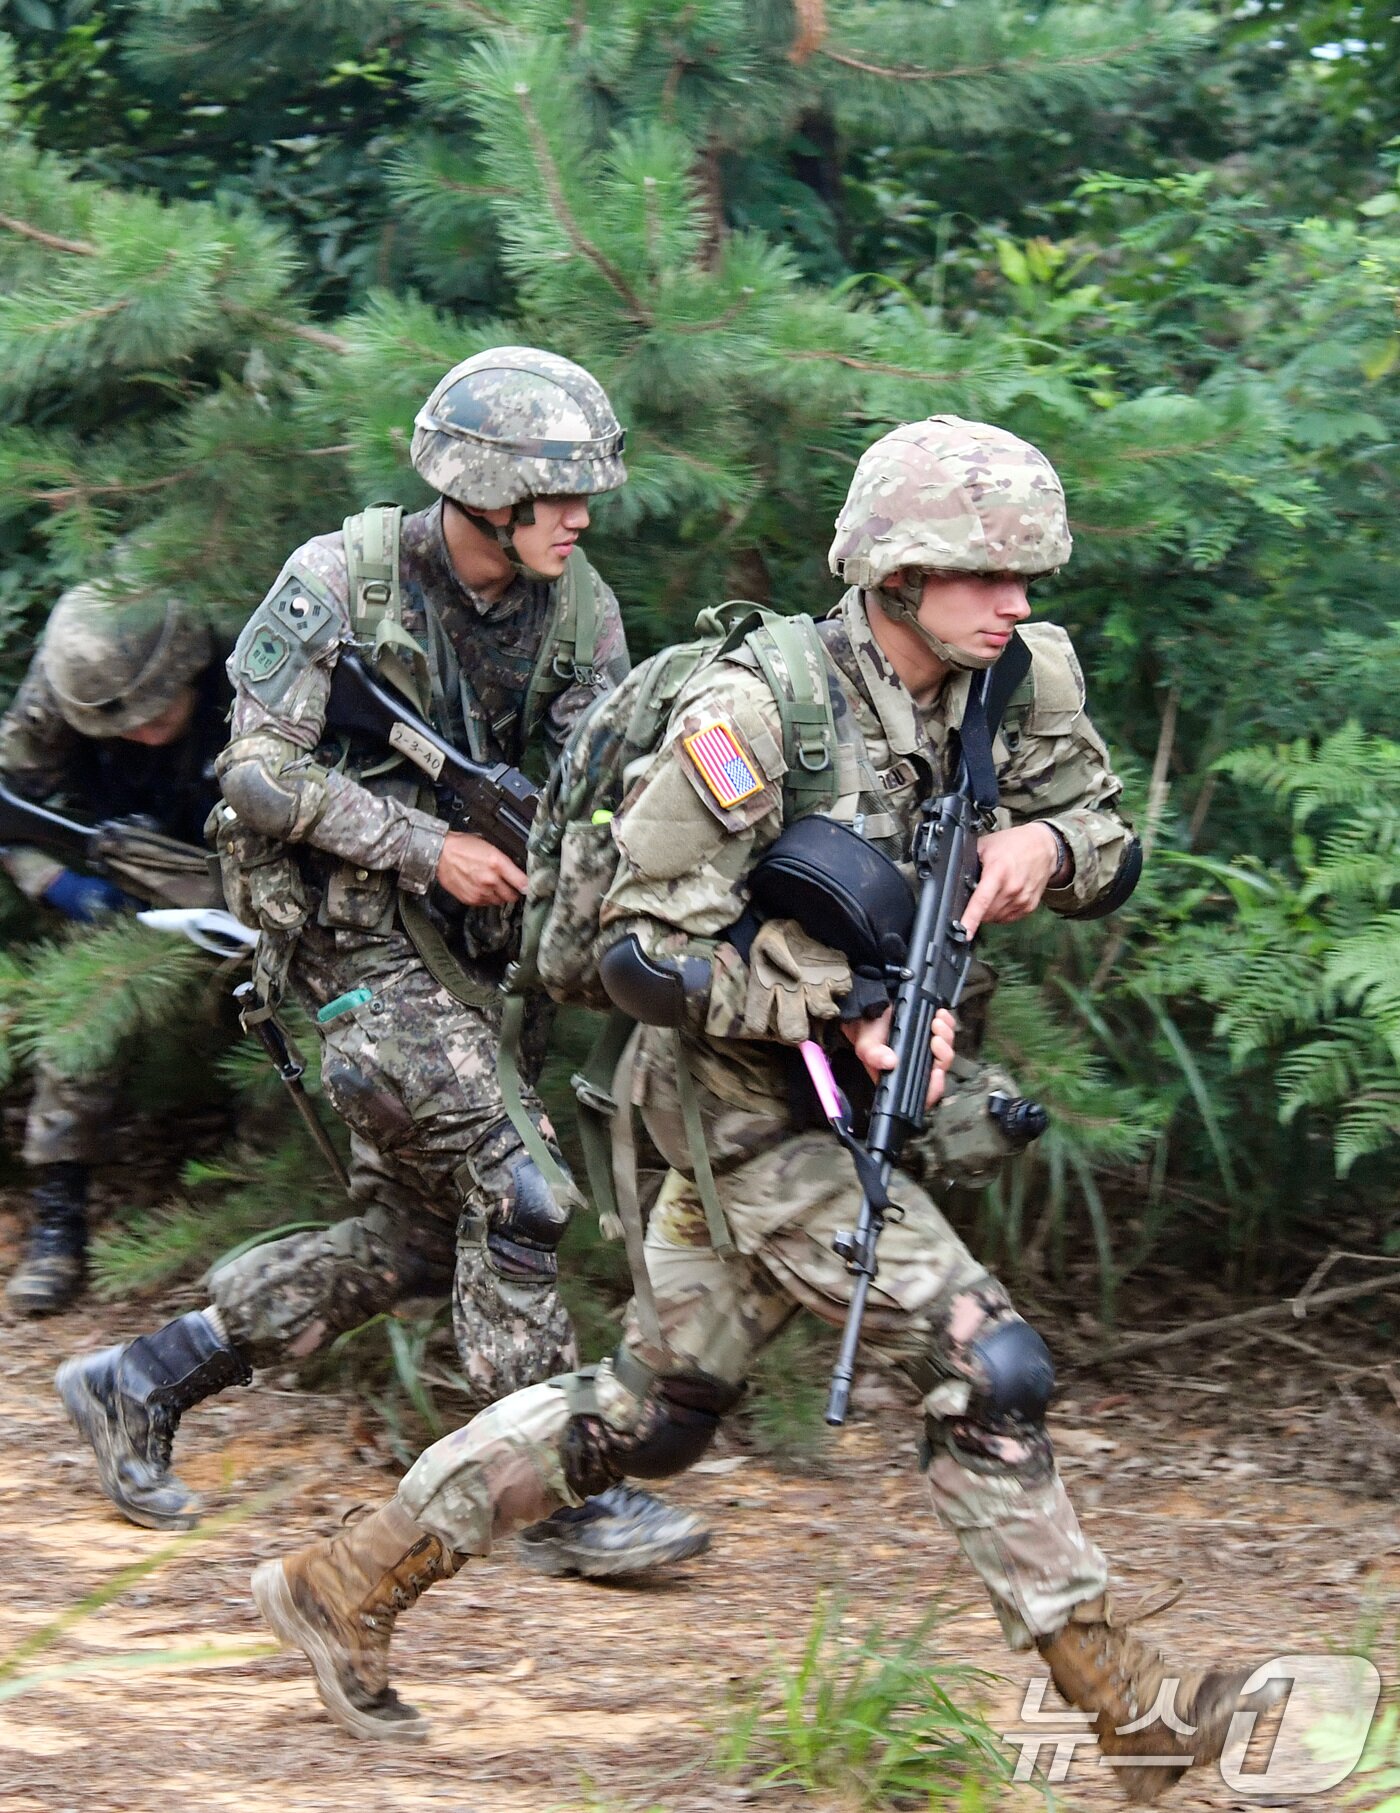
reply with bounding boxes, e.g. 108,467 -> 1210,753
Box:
1037,1593 -> 1277,1803
251,1497 -> 461,1742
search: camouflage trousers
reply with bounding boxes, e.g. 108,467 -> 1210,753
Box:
396,1043 -> 1108,1650
23,1057 -> 123,1167
209,930 -> 577,1400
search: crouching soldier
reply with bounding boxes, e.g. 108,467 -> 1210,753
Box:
56,347 -> 708,1580
1,583 -> 228,1315
247,416 -> 1275,1799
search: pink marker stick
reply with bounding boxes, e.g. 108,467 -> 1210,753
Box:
799,1040 -> 845,1124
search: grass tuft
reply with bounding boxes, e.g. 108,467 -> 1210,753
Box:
715,1593 -> 1014,1807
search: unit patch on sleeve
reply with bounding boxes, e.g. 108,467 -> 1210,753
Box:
241,624 -> 291,684
682,718 -> 764,810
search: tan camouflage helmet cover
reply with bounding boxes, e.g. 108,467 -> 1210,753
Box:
40,580 -> 211,738
411,346 -> 627,510
828,415 -> 1072,589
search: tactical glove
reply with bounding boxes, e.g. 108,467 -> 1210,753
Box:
41,869 -> 134,923
838,966 -> 893,1023
743,918 -> 852,1043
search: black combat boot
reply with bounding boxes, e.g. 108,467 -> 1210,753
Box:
517,1483 -> 711,1580
55,1309 -> 252,1529
5,1162 -> 89,1317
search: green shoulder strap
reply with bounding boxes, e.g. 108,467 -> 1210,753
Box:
341,504 -> 431,714
521,547 -> 603,746
745,613 -> 839,816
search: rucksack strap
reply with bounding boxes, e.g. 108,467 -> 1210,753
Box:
341,504 -> 432,715
344,503 -> 402,633
521,547 -> 603,744
745,614 -> 838,816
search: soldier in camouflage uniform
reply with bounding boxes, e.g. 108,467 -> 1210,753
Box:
248,417 -> 1276,1797
56,348 -> 708,1579
1,583 -> 229,1316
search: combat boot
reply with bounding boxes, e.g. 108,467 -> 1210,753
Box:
1037,1593 -> 1279,1803
5,1163 -> 89,1316
55,1308 -> 251,1529
252,1497 -> 461,1742
518,1482 -> 711,1579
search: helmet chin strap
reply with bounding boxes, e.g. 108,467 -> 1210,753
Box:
465,500 -> 555,583
876,575 -> 997,673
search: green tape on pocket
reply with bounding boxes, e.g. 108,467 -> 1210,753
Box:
316,986 -> 373,1024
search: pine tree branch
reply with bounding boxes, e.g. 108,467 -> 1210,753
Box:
285,322 -> 352,354
784,349 -> 962,381
32,443 -> 352,509
511,87 -> 654,324
668,292 -> 754,336
419,0 -> 510,25
789,0 -> 828,65
0,213 -> 97,257
35,470 -> 193,505
819,32 -> 1169,84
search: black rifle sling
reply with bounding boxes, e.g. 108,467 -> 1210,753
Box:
953,629 -> 1032,814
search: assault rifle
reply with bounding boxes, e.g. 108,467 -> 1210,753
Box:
820,642 -> 1046,1426
0,774 -> 224,912
325,650 -> 537,867
0,775 -> 114,872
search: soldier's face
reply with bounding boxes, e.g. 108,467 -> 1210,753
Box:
121,685 -> 198,747
503,495 -> 591,578
915,569 -> 1032,661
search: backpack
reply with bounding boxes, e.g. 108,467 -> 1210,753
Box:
515,600 -> 840,1011
496,602 -> 841,1310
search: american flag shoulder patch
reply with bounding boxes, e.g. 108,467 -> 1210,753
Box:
681,718 -> 764,810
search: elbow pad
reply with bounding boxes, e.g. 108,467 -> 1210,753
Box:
599,934 -> 712,1027
217,738 -> 328,842
1062,836 -> 1143,921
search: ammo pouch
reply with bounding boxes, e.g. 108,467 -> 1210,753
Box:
914,1054 -> 1036,1189
207,803 -> 313,935
319,859 -> 396,933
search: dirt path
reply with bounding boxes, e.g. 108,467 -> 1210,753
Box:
0,1283 -> 1393,1813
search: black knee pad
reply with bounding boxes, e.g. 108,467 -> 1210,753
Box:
485,1155 -> 573,1279
967,1317 -> 1055,1425
561,1371 -> 744,1495
936,1315 -> 1056,1481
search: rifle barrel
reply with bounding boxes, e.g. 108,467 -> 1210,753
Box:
0,776 -> 99,867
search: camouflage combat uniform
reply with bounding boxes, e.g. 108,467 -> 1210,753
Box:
254,419 -> 1271,1786
0,650 -> 231,1167
209,496 -> 628,1393
393,585 -> 1128,1642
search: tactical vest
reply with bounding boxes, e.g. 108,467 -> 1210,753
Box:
341,503 -> 603,767
231,506 -> 607,1014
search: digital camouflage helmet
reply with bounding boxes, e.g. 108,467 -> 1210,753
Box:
828,416 -> 1072,671
411,346 -> 627,577
41,581 -> 212,739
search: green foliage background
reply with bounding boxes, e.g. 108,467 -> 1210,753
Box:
1,0 -> 1396,1310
